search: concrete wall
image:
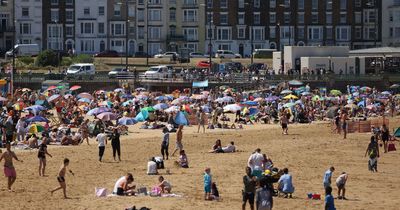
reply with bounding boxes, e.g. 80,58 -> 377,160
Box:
272,51 -> 282,74
300,57 -> 360,75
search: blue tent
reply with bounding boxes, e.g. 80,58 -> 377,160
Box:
134,110 -> 149,122
394,128 -> 400,138
174,111 -> 188,125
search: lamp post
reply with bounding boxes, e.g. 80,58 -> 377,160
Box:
366,0 -> 379,73
146,0 -> 149,66
125,0 -> 129,71
245,0 -> 254,64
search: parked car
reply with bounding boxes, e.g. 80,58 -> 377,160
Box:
94,50 -> 120,57
225,62 -> 243,72
66,63 -> 95,79
215,50 -> 242,59
189,52 -> 208,58
134,51 -> 149,58
144,65 -> 170,79
108,68 -> 129,78
154,52 -> 179,59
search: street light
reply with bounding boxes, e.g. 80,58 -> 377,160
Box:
117,0 -> 129,71
244,0 -> 254,64
200,3 -> 213,72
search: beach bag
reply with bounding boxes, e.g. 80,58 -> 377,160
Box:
95,187 -> 107,197
388,142 -> 396,152
257,187 -> 272,210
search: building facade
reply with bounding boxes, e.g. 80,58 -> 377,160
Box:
0,0 -> 15,53
15,0 -> 42,49
382,0 -> 400,47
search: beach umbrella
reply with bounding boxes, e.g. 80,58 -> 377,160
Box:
201,105 -> 211,113
242,101 -> 258,106
381,91 -> 391,95
394,128 -> 400,137
312,95 -> 324,101
114,88 -> 124,93
222,96 -> 234,102
288,80 -> 303,86
69,85 -> 81,91
283,102 -> 295,108
153,103 -> 169,110
0,96 -> 7,102
223,104 -> 242,112
301,92 -> 311,96
171,99 -> 181,105
174,111 -> 188,125
24,105 -> 46,114
87,107 -> 112,116
97,112 -> 118,121
26,116 -> 49,123
165,106 -> 179,113
121,94 -> 134,99
64,94 -> 73,99
141,106 -> 155,112
253,97 -> 264,102
283,94 -> 298,100
389,84 -> 399,89
118,117 -> 137,125
134,110 -> 149,122
366,105 -> 376,110
78,98 -> 91,103
357,101 -> 366,107
360,86 -> 371,92
28,124 -> 45,133
219,85 -> 229,90
191,94 -> 206,100
136,95 -> 148,101
135,87 -> 146,92
345,104 -> 358,109
47,94 -> 61,102
265,96 -> 279,102
155,96 -> 168,101
95,90 -> 106,95
47,85 -> 58,91
330,90 -> 342,96
77,92 -> 93,99
280,89 -> 292,95
98,101 -> 112,107
201,91 -> 210,95
22,88 -> 31,92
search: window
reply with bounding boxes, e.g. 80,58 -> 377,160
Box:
51,9 -> 59,22
284,12 -> 290,24
148,27 -> 161,39
217,27 -> 231,40
137,9 -> 144,21
270,0 -> 276,8
169,26 -> 176,35
312,13 -> 318,23
355,12 -> 361,24
312,0 -> 318,10
149,9 -> 162,21
326,13 -> 332,24
129,22 -> 135,34
254,13 -> 260,25
298,13 -> 304,24
297,27 -> 305,39
238,13 -> 245,25
298,0 -> 304,10
220,13 -> 228,24
114,5 -> 121,16
66,0 -> 73,5
269,26 -> 276,38
326,1 -> 332,10
237,27 -> 245,39
66,10 -> 73,22
363,26 -> 375,40
254,0 -> 260,8
20,23 -> 31,34
270,13 -> 276,24
183,9 -> 197,22
238,0 -> 244,8
364,10 -> 376,23
170,9 -> 176,21
336,27 -> 350,41
22,7 -> 29,17
183,0 -> 197,5
340,0 -> 347,10
355,27 -> 362,39
80,22 -> 94,34
252,27 -> 264,41
80,40 -> 94,52
99,6 -> 105,16
129,5 -> 135,17
308,27 -> 322,40
138,26 -> 144,39
340,13 -> 347,24
100,41 -> 105,52
284,0 -> 290,7
207,12 -> 213,23
220,0 -> 227,8
183,28 -> 198,41
98,23 -> 105,34
218,44 -> 230,50
280,26 -> 292,39
51,0 -> 58,5
207,0 -> 212,8
65,25 -> 73,37
149,0 -> 161,4
184,43 -> 198,52
111,23 -> 125,35
47,25 -> 62,50
355,0 -> 361,7
326,27 -> 333,39
207,28 -> 213,39
84,7 -> 90,16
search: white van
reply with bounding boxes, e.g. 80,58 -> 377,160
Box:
6,44 -> 40,57
215,50 -> 242,59
66,63 -> 96,79
144,65 -> 170,80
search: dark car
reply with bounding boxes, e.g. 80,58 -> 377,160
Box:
224,62 -> 243,72
134,51 -> 150,58
94,50 -> 120,57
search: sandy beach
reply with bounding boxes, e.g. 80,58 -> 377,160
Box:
0,118 -> 399,210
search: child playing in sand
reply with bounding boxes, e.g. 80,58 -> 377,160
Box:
51,158 -> 74,198
158,176 -> 172,193
204,167 -> 212,200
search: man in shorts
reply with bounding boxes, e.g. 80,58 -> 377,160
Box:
0,143 -> 23,192
171,125 -> 184,156
242,167 -> 256,210
336,172 -> 348,200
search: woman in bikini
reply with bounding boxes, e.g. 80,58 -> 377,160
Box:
38,138 -> 52,176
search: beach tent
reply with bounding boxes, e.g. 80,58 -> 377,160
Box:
174,111 -> 188,125
135,110 -> 149,122
394,128 -> 400,137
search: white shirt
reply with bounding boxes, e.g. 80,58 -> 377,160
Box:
96,133 -> 107,147
113,176 -> 126,194
147,161 -> 157,175
222,144 -> 236,153
336,174 -> 348,185
247,152 -> 264,171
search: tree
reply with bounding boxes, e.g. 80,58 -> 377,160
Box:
35,50 -> 59,67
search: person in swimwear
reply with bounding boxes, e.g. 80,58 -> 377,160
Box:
0,142 -> 23,192
50,158 -> 74,198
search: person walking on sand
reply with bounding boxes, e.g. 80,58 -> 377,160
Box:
0,143 -> 23,192
365,136 -> 379,172
172,125 -> 183,156
380,124 -> 390,153
323,167 -> 335,190
96,129 -> 107,162
340,109 -> 348,139
242,166 -> 257,210
109,127 -> 121,161
204,167 -> 212,200
197,109 -> 206,133
280,109 -> 289,135
161,127 -> 170,160
38,138 -> 52,176
50,158 -> 74,198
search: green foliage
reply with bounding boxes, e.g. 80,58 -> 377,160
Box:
35,50 -> 59,67
72,54 -> 94,64
17,56 -> 34,65
61,57 -> 73,67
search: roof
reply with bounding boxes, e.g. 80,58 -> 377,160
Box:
349,47 -> 400,55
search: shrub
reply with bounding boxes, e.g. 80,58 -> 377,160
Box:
17,56 -> 34,65
35,50 -> 59,67
61,57 -> 73,67
72,54 -> 94,64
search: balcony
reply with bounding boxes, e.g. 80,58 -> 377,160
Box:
167,34 -> 187,42
0,26 -> 15,33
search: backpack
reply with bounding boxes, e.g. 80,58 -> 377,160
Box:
257,187 -> 272,210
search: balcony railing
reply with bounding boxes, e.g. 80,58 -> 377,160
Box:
167,34 -> 187,41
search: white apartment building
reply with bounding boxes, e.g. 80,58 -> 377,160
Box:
75,0 -> 108,54
15,0 -> 42,49
382,0 -> 400,47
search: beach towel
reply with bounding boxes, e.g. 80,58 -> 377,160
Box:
95,187 -> 108,197
150,187 -> 162,197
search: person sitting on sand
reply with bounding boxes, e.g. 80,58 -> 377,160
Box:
278,168 -> 295,198
71,132 -> 82,145
221,141 -> 236,153
26,134 -> 39,148
209,139 -> 223,153
263,154 -> 274,171
158,176 -> 172,193
211,182 -> 220,201
113,173 -> 136,196
176,150 -> 189,168
147,157 -> 158,175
